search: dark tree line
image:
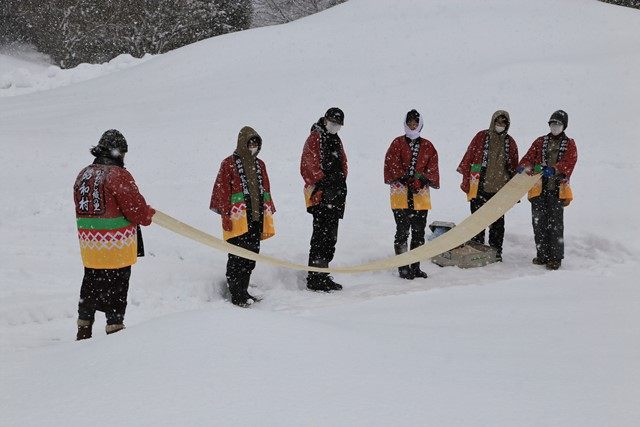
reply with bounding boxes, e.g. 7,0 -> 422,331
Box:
599,0 -> 640,7
1,0 -> 252,68
252,0 -> 346,26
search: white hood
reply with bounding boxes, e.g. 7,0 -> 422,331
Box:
404,113 -> 424,140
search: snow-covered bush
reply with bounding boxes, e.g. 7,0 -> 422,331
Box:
3,0 -> 252,68
252,0 -> 347,26
599,0 -> 640,8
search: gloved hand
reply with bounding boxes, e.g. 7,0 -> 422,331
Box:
542,166 -> 555,178
410,179 -> 423,192
140,206 -> 156,226
415,172 -> 430,187
561,199 -> 571,207
515,165 -> 526,174
222,216 -> 233,231
398,173 -> 412,185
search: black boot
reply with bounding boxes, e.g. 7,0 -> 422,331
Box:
231,294 -> 253,307
241,275 -> 261,303
307,258 -> 336,292
532,257 -> 546,265
228,277 -> 251,307
395,243 -> 414,280
307,272 -> 333,292
243,291 -> 261,303
411,263 -> 428,279
76,319 -> 93,341
324,276 -> 343,291
398,266 -> 415,280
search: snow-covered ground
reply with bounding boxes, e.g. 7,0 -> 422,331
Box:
0,44 -> 50,75
1,0 -> 639,425
0,44 -> 151,96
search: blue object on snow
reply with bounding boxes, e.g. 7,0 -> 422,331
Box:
428,221 -> 456,241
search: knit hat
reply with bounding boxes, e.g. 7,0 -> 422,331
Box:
548,110 -> 568,130
91,129 -> 128,158
324,107 -> 344,125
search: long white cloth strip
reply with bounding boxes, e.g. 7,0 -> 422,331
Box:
152,173 -> 540,273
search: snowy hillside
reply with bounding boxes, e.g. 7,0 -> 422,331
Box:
1,0 -> 639,425
0,49 -> 151,95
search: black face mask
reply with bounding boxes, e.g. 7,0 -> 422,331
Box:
93,156 -> 124,167
91,145 -> 125,167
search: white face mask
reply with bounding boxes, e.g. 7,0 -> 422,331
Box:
325,121 -> 342,134
494,125 -> 506,133
550,123 -> 564,136
249,147 -> 259,156
405,127 -> 420,140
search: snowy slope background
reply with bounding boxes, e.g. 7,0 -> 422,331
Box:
0,43 -> 152,95
1,0 -> 639,425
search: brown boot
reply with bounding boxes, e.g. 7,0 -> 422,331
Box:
76,319 -> 93,341
105,324 -> 125,335
546,260 -> 562,270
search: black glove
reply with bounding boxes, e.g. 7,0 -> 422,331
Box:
398,173 -> 412,185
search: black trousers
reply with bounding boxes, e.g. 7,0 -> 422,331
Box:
226,219 -> 262,297
531,189 -> 564,262
78,266 -> 131,325
392,209 -> 428,252
308,213 -> 340,279
393,206 -> 428,273
470,190 -> 505,254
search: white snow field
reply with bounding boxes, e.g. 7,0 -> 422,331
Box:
1,0 -> 639,425
0,45 -> 151,96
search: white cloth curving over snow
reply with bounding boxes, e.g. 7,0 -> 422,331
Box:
153,173 -> 540,272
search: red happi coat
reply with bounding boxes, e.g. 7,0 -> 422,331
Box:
518,134 -> 578,201
300,128 -> 348,209
456,130 -> 519,198
210,156 -> 276,240
384,136 -> 439,210
300,130 -> 348,186
74,163 -> 154,269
